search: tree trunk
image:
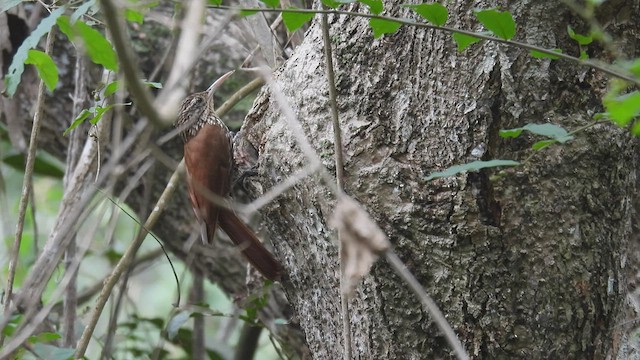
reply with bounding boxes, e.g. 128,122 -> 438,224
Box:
240,0 -> 639,358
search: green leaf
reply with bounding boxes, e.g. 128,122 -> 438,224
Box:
500,123 -> 573,143
567,26 -> 593,45
239,9 -> 259,16
125,8 -> 145,24
28,332 -> 62,343
208,0 -> 223,5
426,160 -> 520,181
631,120 -> 640,136
1,0 -> 21,14
144,81 -> 163,89
259,0 -> 280,8
167,311 -> 192,340
103,80 -> 159,98
3,153 -> 65,178
530,48 -> 562,60
71,0 -> 97,23
579,49 -> 589,60
75,20 -> 118,71
474,8 -> 516,40
25,50 -> 58,92
522,123 -> 572,142
90,104 -> 117,124
282,9 -> 314,32
404,3 -> 448,26
604,91 -> 640,127
4,6 -> 66,97
56,16 -> 75,41
498,128 -> 523,138
359,0 -> 383,14
321,0 -> 342,8
1,315 -> 20,337
103,80 -> 120,97
532,139 -> 556,150
32,344 -> 75,360
452,32 -> 482,52
628,59 -> 640,78
368,18 -> 402,39
273,318 -> 290,325
64,109 -> 91,135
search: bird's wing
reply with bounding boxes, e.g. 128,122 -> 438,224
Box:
184,123 -> 232,245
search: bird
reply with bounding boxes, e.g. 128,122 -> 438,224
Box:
175,71 -> 283,281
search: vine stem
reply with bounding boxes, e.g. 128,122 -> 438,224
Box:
209,5 -> 639,86
320,7 -> 352,360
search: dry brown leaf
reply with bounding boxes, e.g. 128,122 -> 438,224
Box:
330,196 -> 390,295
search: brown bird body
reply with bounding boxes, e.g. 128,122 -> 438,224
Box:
176,72 -> 283,281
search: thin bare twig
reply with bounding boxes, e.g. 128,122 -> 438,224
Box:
75,161 -> 184,359
74,161 -> 185,358
0,191 -> 111,358
154,0 -> 207,123
240,163 -> 321,214
319,9 -> 351,360
98,0 -> 165,126
1,29 -> 55,348
0,118 -> 147,344
62,47 -> 88,349
51,248 -> 164,313
101,260 -> 134,359
29,184 -> 38,255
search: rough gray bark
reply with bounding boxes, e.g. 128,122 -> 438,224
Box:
239,0 -> 639,358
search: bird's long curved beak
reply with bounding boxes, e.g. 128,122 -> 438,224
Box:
206,70 -> 235,98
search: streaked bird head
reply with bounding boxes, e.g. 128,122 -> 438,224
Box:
175,70 -> 235,142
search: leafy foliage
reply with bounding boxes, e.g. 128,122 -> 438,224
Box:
369,18 -> 402,38
405,3 -> 448,26
259,0 -> 280,8
3,153 -> 65,178
427,160 -> 520,181
452,32 -> 482,52
24,50 -> 58,92
500,123 -> 573,142
29,344 -> 75,360
567,26 -> 593,45
604,91 -> 640,128
64,103 -> 130,135
71,19 -> 119,71
474,8 -> 516,40
4,6 -> 65,96
360,0 -> 384,14
500,123 -> 574,150
167,311 -> 192,340
282,9 -> 315,32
